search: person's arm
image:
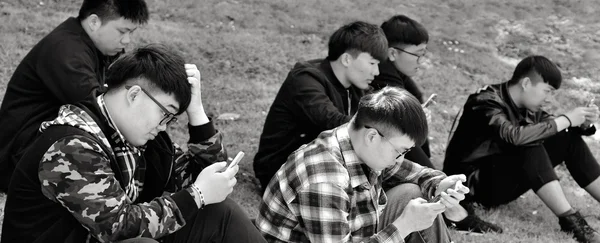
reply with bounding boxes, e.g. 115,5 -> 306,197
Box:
382,159 -> 446,200
296,183 -> 405,243
39,135 -> 196,242
472,97 -> 559,146
172,121 -> 227,190
36,40 -> 102,104
291,74 -> 352,130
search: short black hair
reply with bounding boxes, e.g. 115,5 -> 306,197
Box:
105,44 -> 191,115
508,55 -> 562,89
78,0 -> 149,25
326,21 -> 388,62
352,87 -> 428,146
381,15 -> 429,47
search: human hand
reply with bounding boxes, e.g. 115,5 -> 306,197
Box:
193,161 -> 238,205
565,107 -> 597,127
393,198 -> 446,233
423,107 -> 432,125
582,104 -> 599,127
185,64 -> 209,125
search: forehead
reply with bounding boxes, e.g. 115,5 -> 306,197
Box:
355,52 -> 378,62
386,133 -> 416,149
150,91 -> 180,113
103,17 -> 138,29
402,43 -> 427,53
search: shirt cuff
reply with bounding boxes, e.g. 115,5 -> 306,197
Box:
188,119 -> 217,143
375,224 -> 405,243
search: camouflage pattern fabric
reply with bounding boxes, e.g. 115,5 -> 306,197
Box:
38,103 -> 225,242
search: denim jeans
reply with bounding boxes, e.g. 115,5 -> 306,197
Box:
379,183 -> 452,243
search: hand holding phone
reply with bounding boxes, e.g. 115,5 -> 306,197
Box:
422,94 -> 438,108
221,151 -> 244,172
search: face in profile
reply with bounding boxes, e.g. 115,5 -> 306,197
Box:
90,16 -> 139,56
346,52 -> 380,90
120,85 -> 180,147
390,43 -> 427,77
521,77 -> 555,112
362,127 -> 416,171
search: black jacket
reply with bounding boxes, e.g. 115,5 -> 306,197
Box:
2,100 -> 220,242
371,60 -> 431,158
253,59 -> 363,189
443,82 -> 596,175
371,60 -> 424,103
0,17 -> 116,191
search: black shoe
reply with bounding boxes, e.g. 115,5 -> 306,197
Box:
444,213 -> 503,233
559,211 -> 600,243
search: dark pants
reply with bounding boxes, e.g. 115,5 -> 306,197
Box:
380,184 -> 452,243
467,130 -> 600,207
161,198 -> 266,243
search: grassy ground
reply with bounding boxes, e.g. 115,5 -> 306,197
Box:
1,0 -> 600,242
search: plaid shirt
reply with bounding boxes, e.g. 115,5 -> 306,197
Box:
256,124 -> 446,243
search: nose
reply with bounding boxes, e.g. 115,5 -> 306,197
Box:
373,65 -> 380,76
121,32 -> 131,45
157,123 -> 167,132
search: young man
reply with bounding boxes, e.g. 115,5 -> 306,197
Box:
257,87 -> 469,243
371,15 -> 432,166
444,56 -> 600,243
253,21 -> 388,190
1,45 -> 266,243
0,0 -> 149,191
373,15 -> 502,234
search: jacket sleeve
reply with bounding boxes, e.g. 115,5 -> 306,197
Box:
291,74 -> 351,130
382,159 -> 446,199
172,120 -> 227,190
38,135 -> 197,242
472,96 -> 558,146
36,39 -> 101,104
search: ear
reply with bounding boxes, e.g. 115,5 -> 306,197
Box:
521,77 -> 532,90
340,53 -> 353,67
387,48 -> 396,61
126,85 -> 141,106
88,14 -> 102,31
364,128 -> 379,145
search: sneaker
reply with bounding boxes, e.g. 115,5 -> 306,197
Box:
444,213 -> 503,234
559,211 -> 600,243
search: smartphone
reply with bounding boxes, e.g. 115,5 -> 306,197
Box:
221,151 -> 244,172
422,93 -> 438,108
428,180 -> 466,203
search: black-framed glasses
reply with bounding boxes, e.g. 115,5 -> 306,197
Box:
364,125 -> 413,160
391,47 -> 427,64
125,85 -> 178,126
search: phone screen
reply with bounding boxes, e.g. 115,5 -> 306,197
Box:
222,151 -> 244,172
422,94 -> 437,108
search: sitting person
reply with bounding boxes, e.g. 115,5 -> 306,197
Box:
257,87 -> 469,243
371,15 -> 433,166
372,14 -> 502,233
253,21 -> 388,191
444,55 -> 600,243
0,0 -> 149,191
1,45 -> 266,243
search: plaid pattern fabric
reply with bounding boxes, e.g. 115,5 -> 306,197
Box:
256,124 -> 446,243
97,95 -> 145,201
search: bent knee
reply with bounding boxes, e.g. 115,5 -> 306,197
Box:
387,183 -> 422,200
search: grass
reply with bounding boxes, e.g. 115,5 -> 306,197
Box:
1,0 -> 600,242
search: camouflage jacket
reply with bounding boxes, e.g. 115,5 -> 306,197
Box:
29,102 -> 225,242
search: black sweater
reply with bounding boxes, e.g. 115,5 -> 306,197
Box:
0,17 -> 115,191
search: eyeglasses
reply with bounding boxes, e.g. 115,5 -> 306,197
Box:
391,47 -> 427,64
125,85 -> 178,126
364,125 -> 413,160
